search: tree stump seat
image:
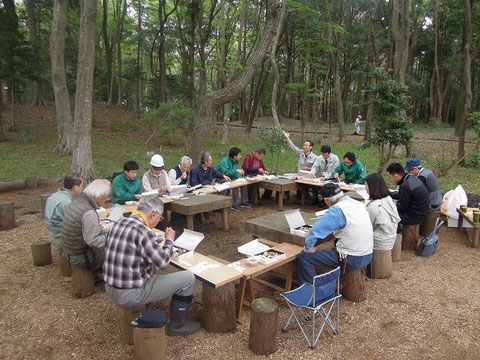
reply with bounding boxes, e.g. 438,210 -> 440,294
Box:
57,247 -> 72,277
133,326 -> 166,360
402,224 -> 420,251
370,249 -> 392,279
0,202 -> 15,230
31,241 -> 53,266
342,267 -> 366,302
249,297 -> 278,355
420,210 -> 439,237
71,265 -> 94,298
202,282 -> 236,333
392,234 -> 402,262
117,304 -> 147,345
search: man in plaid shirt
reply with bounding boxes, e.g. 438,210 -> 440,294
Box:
104,197 -> 201,336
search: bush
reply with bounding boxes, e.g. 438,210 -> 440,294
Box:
258,125 -> 286,173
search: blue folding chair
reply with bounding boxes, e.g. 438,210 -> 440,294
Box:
280,266 -> 342,349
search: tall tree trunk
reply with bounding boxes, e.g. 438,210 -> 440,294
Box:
135,0 -> 142,108
26,0 -> 47,106
116,0 -> 127,106
2,0 -> 18,105
456,0 -> 473,162
391,0 -> 409,84
51,0 -> 74,153
71,0 -> 98,181
433,0 -> 443,124
102,0 -> 114,102
332,31 -> 345,141
188,0 -> 282,158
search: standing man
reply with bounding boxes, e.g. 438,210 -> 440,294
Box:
218,147 -> 252,211
44,173 -> 84,250
297,184 -> 373,284
112,160 -> 142,204
242,148 -> 273,200
168,156 -> 193,186
404,158 -> 442,209
312,145 -> 340,179
61,179 -> 112,271
386,162 -> 429,226
142,154 -> 172,194
104,197 -> 200,336
354,114 -> 363,135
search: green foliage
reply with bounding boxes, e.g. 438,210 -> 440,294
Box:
258,125 -> 286,173
144,101 -> 194,149
468,112 -> 480,137
109,120 -> 140,132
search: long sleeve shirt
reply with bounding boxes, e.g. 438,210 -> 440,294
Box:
242,152 -> 266,176
190,164 -> 224,186
103,215 -> 174,289
331,160 -> 367,184
112,173 -> 142,204
44,189 -> 73,246
311,153 -> 340,177
168,165 -> 188,185
142,170 -> 172,192
217,156 -> 241,180
305,205 -> 346,251
286,138 -> 317,172
82,210 -> 107,249
393,174 -> 429,224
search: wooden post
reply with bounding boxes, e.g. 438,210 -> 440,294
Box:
249,298 -> 278,355
71,265 -> 94,298
40,193 -> 52,219
56,247 -> 72,277
202,282 -> 236,333
25,175 -> 38,189
252,187 -> 259,205
186,215 -> 194,230
402,225 -> 419,251
342,267 -> 366,302
118,305 -> 146,345
370,250 -> 392,279
420,210 -> 438,237
133,327 -> 166,360
0,202 -> 15,230
38,174 -> 50,188
31,241 -> 53,266
392,234 -> 402,262
221,207 -> 229,230
278,191 -> 284,210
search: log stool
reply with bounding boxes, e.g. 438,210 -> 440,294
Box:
38,174 -> 50,188
56,247 -> 72,277
402,224 -> 420,251
392,234 -> 402,262
342,267 -> 366,302
131,310 -> 167,360
0,202 -> 15,230
370,250 -> 392,279
202,282 -> 236,333
25,175 -> 38,189
118,305 -> 147,345
249,298 -> 278,355
71,265 -> 94,298
420,210 -> 439,237
31,241 -> 53,266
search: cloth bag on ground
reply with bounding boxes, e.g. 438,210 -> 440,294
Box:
415,218 -> 444,257
440,185 -> 467,219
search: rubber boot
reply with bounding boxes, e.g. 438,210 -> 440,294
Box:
168,296 -> 201,336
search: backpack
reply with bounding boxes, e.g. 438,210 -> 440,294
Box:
415,218 -> 444,257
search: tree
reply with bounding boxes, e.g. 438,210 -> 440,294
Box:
51,0 -> 74,153
187,0 -> 282,158
70,0 -> 98,181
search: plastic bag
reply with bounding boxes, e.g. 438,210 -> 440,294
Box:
440,185 -> 467,219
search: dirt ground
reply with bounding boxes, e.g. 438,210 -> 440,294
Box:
1,186 -> 480,360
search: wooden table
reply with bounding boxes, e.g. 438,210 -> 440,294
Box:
457,208 -> 480,248
244,211 -> 318,246
168,193 -> 233,230
234,240 -> 303,320
257,178 -> 298,210
295,178 -> 366,204
99,197 -> 174,219
197,178 -> 264,195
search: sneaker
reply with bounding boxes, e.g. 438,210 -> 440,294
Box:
241,201 -> 253,208
231,204 -> 243,212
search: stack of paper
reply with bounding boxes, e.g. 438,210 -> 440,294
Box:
214,182 -> 231,192
237,239 -> 271,256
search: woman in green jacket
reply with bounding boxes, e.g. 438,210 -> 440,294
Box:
331,152 -> 367,184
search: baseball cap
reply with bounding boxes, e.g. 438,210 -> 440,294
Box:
404,158 -> 421,171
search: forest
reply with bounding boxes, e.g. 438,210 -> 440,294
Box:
0,0 -> 479,180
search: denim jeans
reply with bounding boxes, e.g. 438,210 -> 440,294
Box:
297,248 -> 372,284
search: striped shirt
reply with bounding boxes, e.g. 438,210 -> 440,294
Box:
103,215 -> 174,289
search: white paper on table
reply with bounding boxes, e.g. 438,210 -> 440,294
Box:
237,239 -> 271,256
356,189 -> 370,201
264,174 -> 277,180
189,261 -> 220,275
214,182 -> 231,192
300,170 -> 315,179
170,185 -> 188,195
173,229 -> 205,251
228,262 -> 246,273
141,189 -> 159,198
107,205 -> 125,222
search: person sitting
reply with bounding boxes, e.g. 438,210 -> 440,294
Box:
297,183 -> 373,284
364,174 -> 400,252
190,152 -> 231,186
218,147 -> 252,211
112,160 -> 142,204
282,130 -> 318,204
242,148 -> 273,200
331,152 -> 367,184
168,156 -> 193,186
61,179 -> 112,271
312,145 -> 340,179
103,197 -> 200,336
142,154 -> 172,194
44,173 -> 84,251
404,158 -> 442,209
386,162 -> 429,226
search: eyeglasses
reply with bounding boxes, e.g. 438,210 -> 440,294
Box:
152,166 -> 164,171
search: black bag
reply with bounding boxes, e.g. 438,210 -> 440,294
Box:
415,218 -> 444,257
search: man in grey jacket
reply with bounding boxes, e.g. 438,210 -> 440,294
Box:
311,145 -> 340,179
404,158 -> 442,209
